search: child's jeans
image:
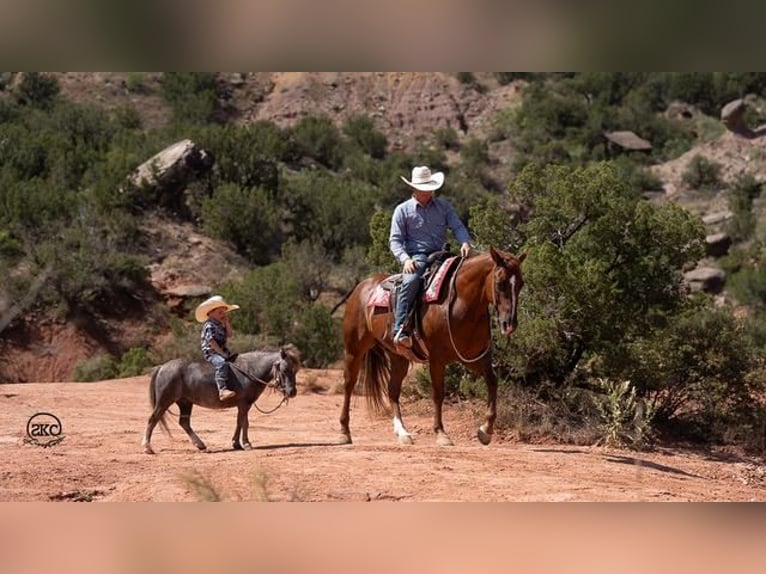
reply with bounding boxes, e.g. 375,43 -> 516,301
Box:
207,354 -> 230,391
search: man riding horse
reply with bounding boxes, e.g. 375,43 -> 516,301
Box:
389,166 -> 472,348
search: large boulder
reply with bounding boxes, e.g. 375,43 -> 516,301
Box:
130,139 -> 213,189
721,98 -> 751,136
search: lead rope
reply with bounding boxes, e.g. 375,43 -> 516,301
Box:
230,362 -> 288,414
444,257 -> 493,364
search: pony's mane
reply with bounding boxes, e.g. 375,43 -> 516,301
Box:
281,343 -> 302,367
246,344 -> 302,366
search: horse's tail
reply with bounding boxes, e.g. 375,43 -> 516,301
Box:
362,343 -> 390,417
148,365 -> 172,437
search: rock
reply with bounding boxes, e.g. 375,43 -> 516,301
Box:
130,139 -> 213,189
164,284 -> 211,298
702,211 -> 733,226
685,266 -> 726,294
721,99 -> 751,135
666,101 -> 698,121
604,130 -> 652,151
705,232 -> 731,258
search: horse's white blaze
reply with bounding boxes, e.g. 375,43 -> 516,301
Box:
509,275 -> 517,321
393,416 -> 411,437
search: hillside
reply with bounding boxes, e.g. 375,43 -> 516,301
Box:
1,72 -> 764,383
52,72 -> 522,145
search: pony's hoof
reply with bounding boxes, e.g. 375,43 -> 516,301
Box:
477,427 -> 492,445
242,443 -> 252,450
232,443 -> 243,451
436,434 -> 453,447
398,434 -> 414,445
196,444 -> 207,451
338,433 -> 352,445
143,445 -> 155,455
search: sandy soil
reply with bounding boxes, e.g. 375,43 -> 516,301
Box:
1,369 -> 764,502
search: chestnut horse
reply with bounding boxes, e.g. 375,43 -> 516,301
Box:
339,247 -> 525,446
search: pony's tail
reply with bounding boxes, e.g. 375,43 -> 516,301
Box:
148,366 -> 172,437
362,343 -> 390,417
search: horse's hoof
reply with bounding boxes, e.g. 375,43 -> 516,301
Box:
398,434 -> 414,446
436,434 -> 453,447
243,443 -> 252,450
143,446 -> 155,455
477,427 -> 492,446
196,444 -> 207,451
338,433 -> 352,445
232,443 -> 243,451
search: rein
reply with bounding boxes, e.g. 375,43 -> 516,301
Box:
229,361 -> 289,414
444,256 -> 493,364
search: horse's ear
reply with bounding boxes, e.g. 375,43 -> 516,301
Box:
489,246 -> 502,264
280,347 -> 287,359
517,251 -> 527,264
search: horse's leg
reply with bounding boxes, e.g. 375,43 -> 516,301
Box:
466,359 -> 497,445
339,349 -> 364,444
429,361 -> 453,446
231,405 -> 244,450
177,400 -> 206,451
141,410 -> 162,454
240,404 -> 253,450
142,400 -> 172,454
388,354 -> 413,445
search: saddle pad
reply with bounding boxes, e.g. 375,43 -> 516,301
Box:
367,285 -> 391,308
424,256 -> 458,302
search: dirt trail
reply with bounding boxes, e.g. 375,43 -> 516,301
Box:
1,370 -> 764,501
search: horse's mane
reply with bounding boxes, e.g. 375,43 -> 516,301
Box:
281,343 -> 302,367
245,344 -> 302,366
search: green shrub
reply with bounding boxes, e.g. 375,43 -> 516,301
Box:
0,72 -> 13,90
72,354 -> 118,382
124,72 -> 148,94
434,127 -> 460,150
291,303 -> 342,368
681,155 -> 722,191
494,72 -> 537,85
160,72 -> 219,124
343,115 -> 387,159
116,347 -> 154,377
727,173 -> 762,242
288,115 -> 344,169
594,378 -> 655,449
222,262 -> 301,340
112,105 -> 143,130
197,122 -> 284,191
282,170 -> 378,262
201,183 -> 282,264
16,72 -> 60,109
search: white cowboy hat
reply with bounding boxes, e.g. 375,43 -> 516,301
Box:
195,295 -> 240,323
400,166 -> 444,192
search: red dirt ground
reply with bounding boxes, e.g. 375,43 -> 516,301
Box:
1,369 -> 764,502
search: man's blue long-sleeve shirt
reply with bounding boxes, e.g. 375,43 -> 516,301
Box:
389,196 -> 472,264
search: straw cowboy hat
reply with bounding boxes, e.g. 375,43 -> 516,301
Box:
401,166 -> 444,192
195,295 -> 240,323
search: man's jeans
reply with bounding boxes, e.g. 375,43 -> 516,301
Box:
207,353 -> 230,391
393,253 -> 429,334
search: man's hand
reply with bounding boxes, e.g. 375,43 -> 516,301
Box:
460,242 -> 472,258
403,258 -> 416,274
